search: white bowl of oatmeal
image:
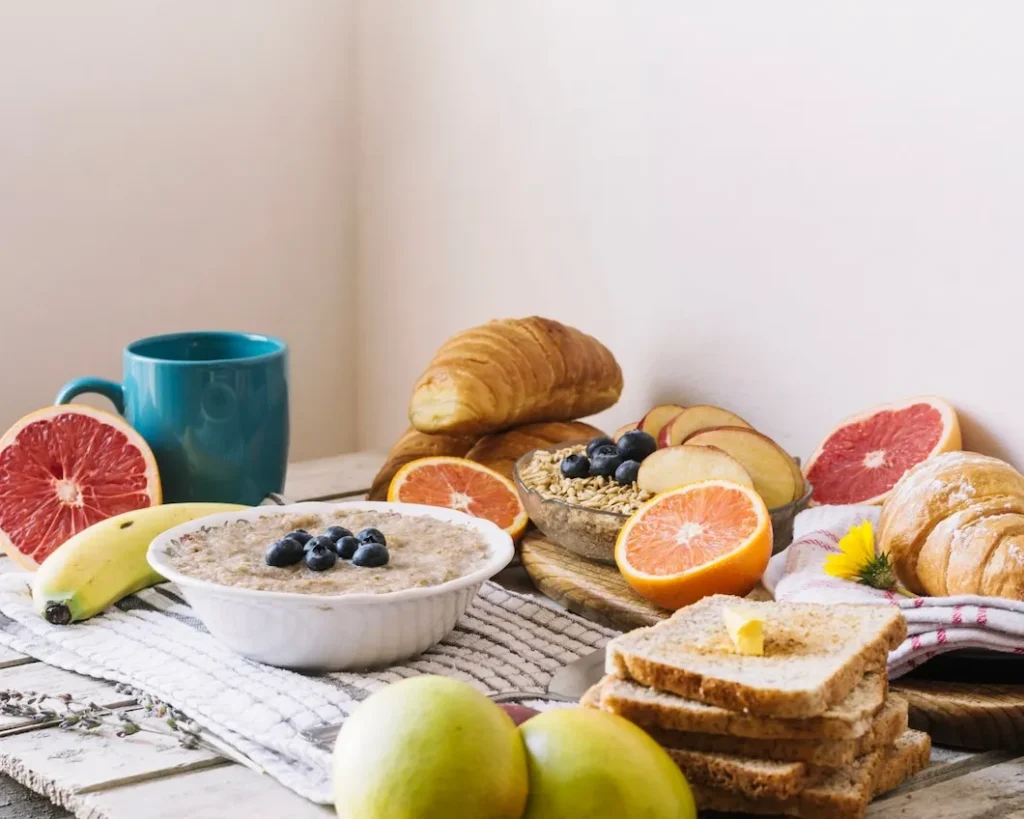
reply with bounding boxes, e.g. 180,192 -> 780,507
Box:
148,501 -> 514,671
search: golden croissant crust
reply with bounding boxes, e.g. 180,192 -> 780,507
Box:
409,317 -> 623,437
465,420 -> 604,481
878,451 -> 1024,599
367,427 -> 476,501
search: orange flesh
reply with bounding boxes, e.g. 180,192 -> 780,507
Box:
395,463 -> 522,528
624,485 -> 760,576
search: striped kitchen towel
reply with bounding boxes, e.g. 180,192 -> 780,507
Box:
762,504 -> 1024,678
0,575 -> 616,805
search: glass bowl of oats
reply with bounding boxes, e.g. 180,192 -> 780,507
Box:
513,443 -> 653,564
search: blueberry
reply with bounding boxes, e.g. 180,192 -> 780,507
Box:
560,453 -> 591,479
352,542 -> 389,568
265,538 -> 304,568
305,543 -> 337,572
287,529 -> 312,546
357,527 -> 387,546
324,525 -> 352,543
616,430 -> 658,463
304,535 -> 334,554
589,445 -> 623,478
335,535 -> 360,560
614,459 -> 642,485
586,437 -> 615,458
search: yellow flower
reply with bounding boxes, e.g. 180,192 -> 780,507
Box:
824,520 -> 907,593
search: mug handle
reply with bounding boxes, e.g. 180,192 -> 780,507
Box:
55,377 -> 125,415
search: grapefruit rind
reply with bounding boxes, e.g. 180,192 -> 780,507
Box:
803,396 -> 961,507
615,480 -> 773,610
0,405 -> 161,570
388,456 -> 529,541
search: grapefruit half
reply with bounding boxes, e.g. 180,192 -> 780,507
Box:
804,396 -> 961,507
388,456 -> 529,541
0,405 -> 161,569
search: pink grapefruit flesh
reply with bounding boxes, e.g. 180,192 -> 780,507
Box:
804,397 -> 961,506
0,406 -> 161,569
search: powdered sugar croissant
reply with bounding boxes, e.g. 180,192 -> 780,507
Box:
409,317 -> 623,437
878,451 -> 1024,599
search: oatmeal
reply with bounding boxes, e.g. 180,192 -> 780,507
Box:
165,510 -> 491,594
518,446 -> 652,515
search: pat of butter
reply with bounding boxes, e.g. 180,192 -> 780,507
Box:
723,608 -> 764,656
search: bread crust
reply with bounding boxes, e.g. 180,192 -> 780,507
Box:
606,596 -> 906,719
648,697 -> 905,768
597,673 -> 888,741
367,427 -> 476,501
464,421 -> 604,480
690,750 -> 883,819
666,747 -> 809,800
409,317 -> 623,436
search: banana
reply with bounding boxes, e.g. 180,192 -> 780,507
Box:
33,502 -> 246,625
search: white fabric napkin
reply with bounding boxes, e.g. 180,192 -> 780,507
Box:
0,576 -> 616,805
763,504 -> 1024,678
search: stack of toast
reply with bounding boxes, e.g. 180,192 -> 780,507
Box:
584,595 -> 931,818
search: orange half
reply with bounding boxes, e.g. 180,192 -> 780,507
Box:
388,456 -> 529,541
615,480 -> 772,610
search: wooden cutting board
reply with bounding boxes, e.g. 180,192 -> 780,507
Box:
518,530 -> 668,632
519,530 -> 1024,751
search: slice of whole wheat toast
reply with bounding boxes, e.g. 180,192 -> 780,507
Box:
652,695 -> 908,767
691,749 -> 884,819
872,729 -> 931,797
598,671 -> 888,740
606,595 -> 906,717
690,729 -> 931,819
666,747 -> 811,800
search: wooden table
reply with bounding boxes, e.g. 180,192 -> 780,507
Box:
0,452 -> 1021,819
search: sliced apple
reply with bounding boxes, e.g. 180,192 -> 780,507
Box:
658,405 -> 752,448
638,445 -> 754,495
683,427 -> 796,509
612,422 -> 639,442
639,404 -> 686,442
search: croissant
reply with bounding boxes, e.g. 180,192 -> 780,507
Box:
465,421 -> 605,480
409,317 -> 623,436
367,427 -> 476,501
877,451 -> 1024,598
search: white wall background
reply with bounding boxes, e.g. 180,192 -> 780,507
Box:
0,1 -> 356,459
3,3 -> 1024,466
356,2 -> 1024,466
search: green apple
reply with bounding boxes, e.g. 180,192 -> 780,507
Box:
333,676 -> 528,819
520,708 -> 696,819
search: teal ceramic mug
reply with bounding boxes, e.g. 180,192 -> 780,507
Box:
56,331 -> 289,505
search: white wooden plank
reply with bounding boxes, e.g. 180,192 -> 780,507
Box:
869,755 -> 1024,818
75,763 -> 331,819
0,712 -> 225,814
284,452 -> 385,501
0,664 -> 133,731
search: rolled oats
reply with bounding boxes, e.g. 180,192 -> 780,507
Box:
518,446 -> 652,515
